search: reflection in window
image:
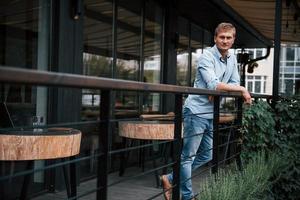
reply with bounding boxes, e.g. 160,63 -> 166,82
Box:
83,0 -> 113,123
176,18 -> 203,87
191,24 -> 202,85
143,1 -> 162,112
84,0 -> 113,78
116,0 -> 141,80
176,17 -> 189,86
144,1 -> 162,84
115,0 -> 141,113
177,51 -> 189,86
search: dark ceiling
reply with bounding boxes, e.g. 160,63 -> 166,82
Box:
176,0 -> 273,48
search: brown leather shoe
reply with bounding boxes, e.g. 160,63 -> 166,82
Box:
160,175 -> 172,200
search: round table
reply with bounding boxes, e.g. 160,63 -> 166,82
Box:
0,127 -> 81,200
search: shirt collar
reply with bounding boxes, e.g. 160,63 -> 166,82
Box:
212,45 -> 231,63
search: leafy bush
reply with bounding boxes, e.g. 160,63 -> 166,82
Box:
240,100 -> 278,161
199,152 -> 282,200
269,96 -> 300,200
241,96 -> 300,199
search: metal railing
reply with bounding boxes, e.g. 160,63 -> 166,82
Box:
0,66 -> 253,200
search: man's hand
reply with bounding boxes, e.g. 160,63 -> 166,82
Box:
242,89 -> 252,104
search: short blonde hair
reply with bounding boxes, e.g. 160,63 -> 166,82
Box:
215,22 -> 236,37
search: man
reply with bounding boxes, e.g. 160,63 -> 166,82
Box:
161,22 -> 252,200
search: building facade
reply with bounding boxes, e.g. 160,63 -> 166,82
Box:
0,0 -> 272,199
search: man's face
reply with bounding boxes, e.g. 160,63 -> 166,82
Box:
214,30 -> 235,53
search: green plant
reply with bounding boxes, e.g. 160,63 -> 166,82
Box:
268,95 -> 300,200
241,96 -> 300,200
199,152 -> 282,200
240,100 -> 278,161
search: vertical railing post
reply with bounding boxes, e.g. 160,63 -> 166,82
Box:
212,96 -> 220,174
172,94 -> 183,200
97,90 -> 111,200
236,97 -> 243,171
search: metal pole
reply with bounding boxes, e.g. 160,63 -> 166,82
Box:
212,96 -> 220,174
97,90 -> 111,200
272,0 -> 282,102
235,98 -> 243,171
172,94 -> 183,200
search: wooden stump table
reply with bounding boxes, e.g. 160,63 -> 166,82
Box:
0,128 -> 82,200
0,128 -> 81,160
119,121 -> 175,140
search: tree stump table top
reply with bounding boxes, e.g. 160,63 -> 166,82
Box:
0,128 -> 81,161
119,113 -> 235,140
119,121 -> 175,140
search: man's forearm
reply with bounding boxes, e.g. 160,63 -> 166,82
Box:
216,82 -> 246,93
216,82 -> 252,104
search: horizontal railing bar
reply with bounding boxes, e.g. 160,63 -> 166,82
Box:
0,66 -> 241,97
251,93 -> 273,99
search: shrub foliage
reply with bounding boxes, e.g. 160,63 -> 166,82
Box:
241,96 -> 300,200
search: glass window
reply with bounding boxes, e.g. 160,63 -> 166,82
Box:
203,29 -> 212,47
176,17 -> 189,86
286,47 -> 295,61
143,1 -> 162,112
256,49 -> 263,58
115,0 -> 141,113
116,0 -> 141,81
284,74 -> 293,78
247,82 -> 253,92
254,81 -> 261,93
284,79 -> 294,95
296,47 -> 300,61
284,67 -> 294,73
0,0 -> 51,198
286,62 -> 294,66
248,50 -> 254,59
144,1 -> 162,84
83,0 -> 113,122
191,24 -> 202,85
84,0 -> 113,78
177,51 -> 189,86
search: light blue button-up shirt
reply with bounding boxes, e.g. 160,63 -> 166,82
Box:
184,45 -> 240,119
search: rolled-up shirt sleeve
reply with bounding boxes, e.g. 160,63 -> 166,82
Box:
197,54 -> 220,90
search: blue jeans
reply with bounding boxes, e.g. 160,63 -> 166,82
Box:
166,107 -> 213,200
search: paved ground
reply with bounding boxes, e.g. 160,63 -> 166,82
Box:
32,164 -> 211,200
